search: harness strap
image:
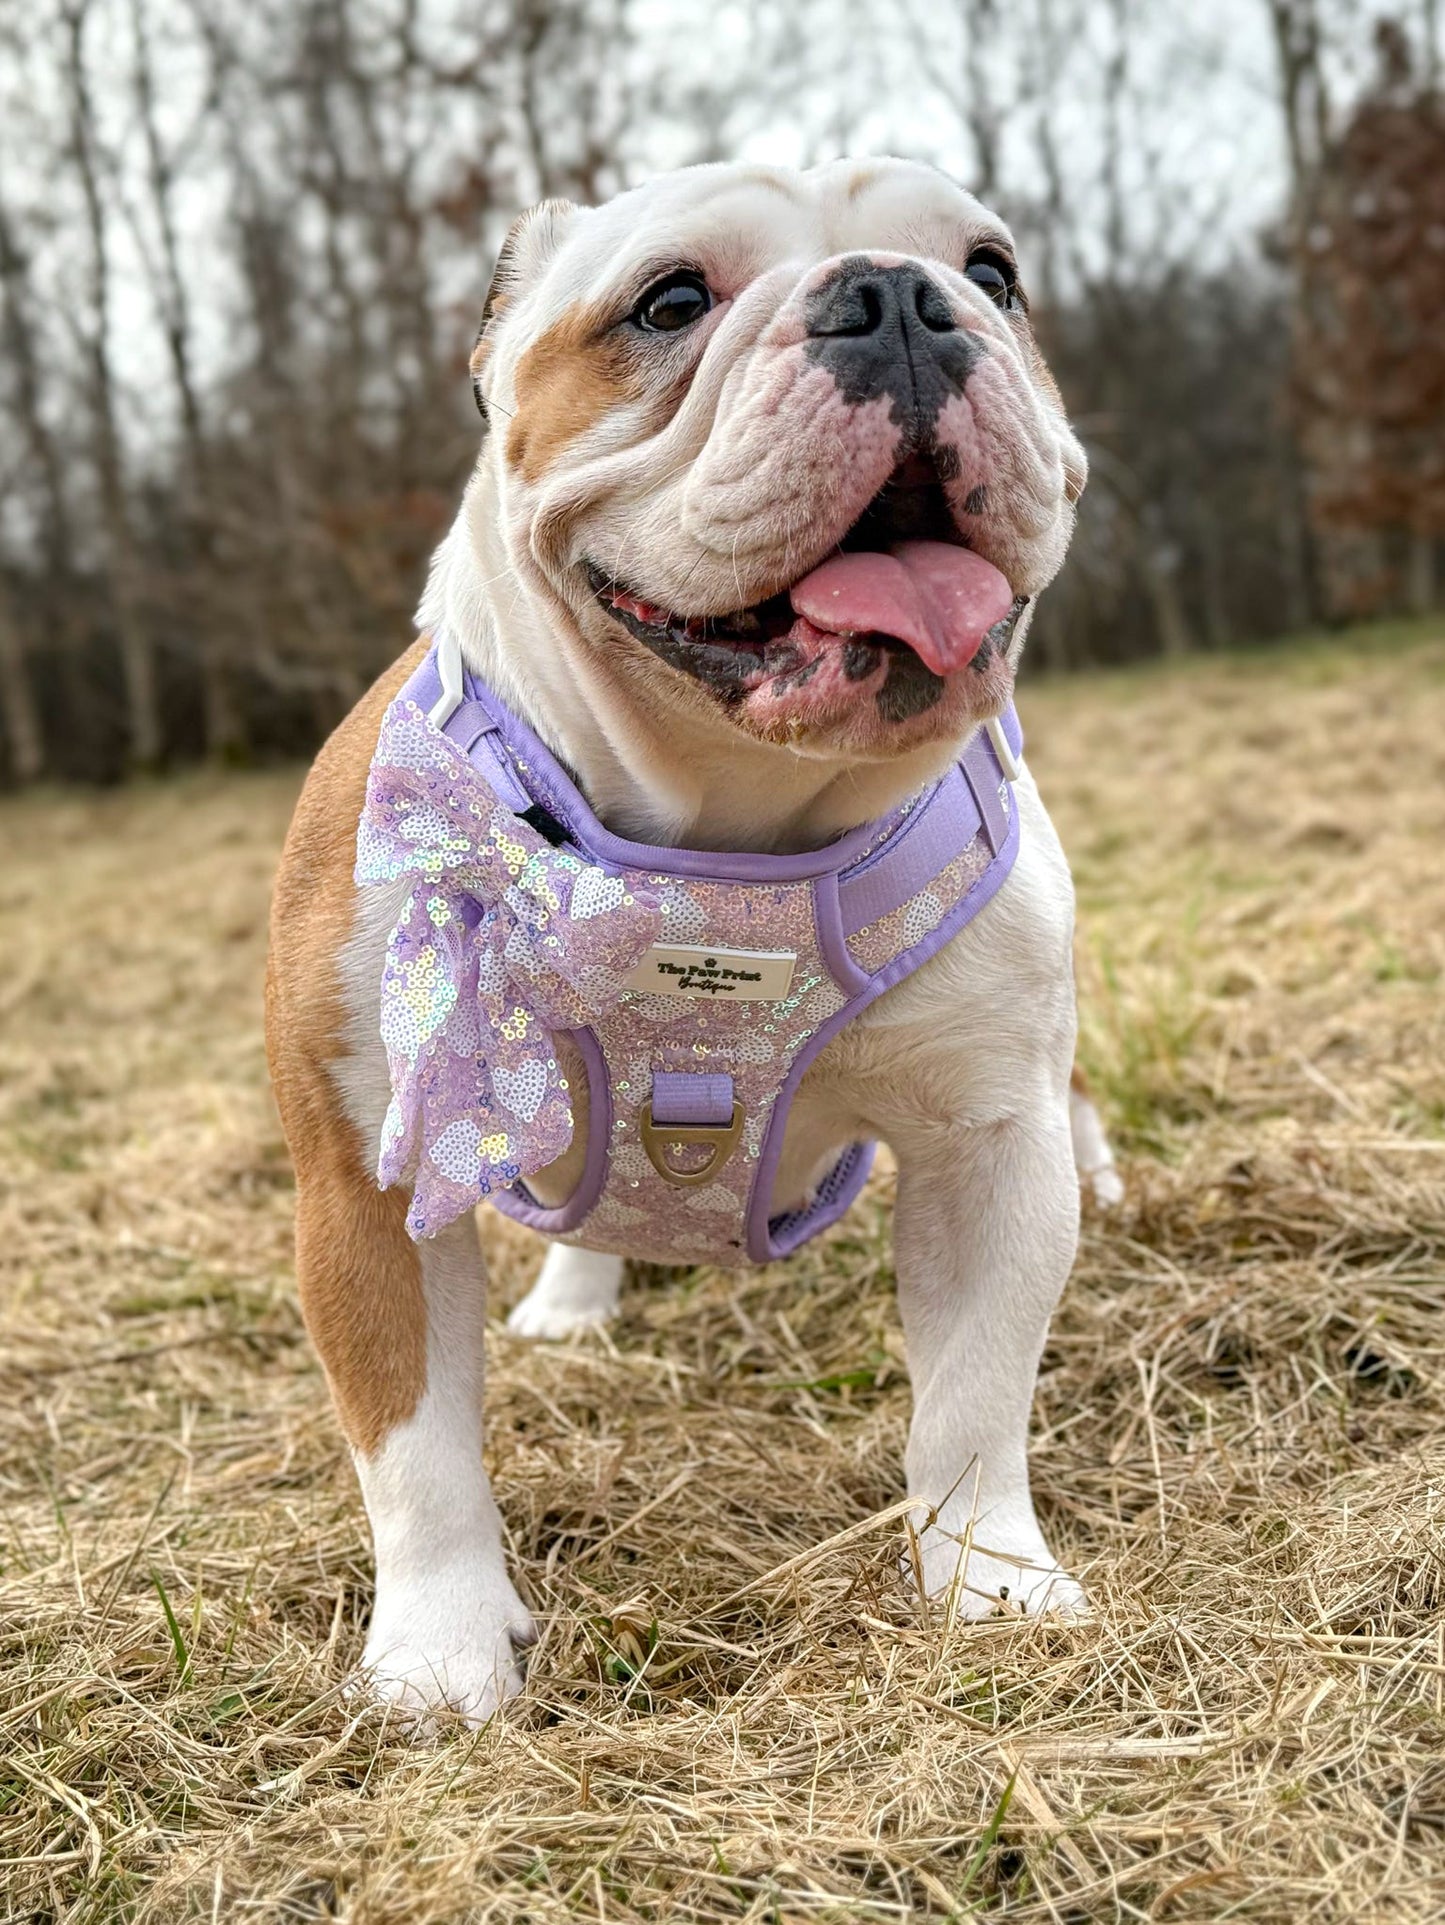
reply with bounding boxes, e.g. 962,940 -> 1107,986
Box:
838,768 -> 976,936
963,758 -> 1005,855
651,1071 -> 735,1125
836,710 -> 1020,936
442,699 -> 536,815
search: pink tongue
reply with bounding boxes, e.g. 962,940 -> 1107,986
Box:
789,540 -> 1014,676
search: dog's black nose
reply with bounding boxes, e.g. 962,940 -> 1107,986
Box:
808,261 -> 956,340
804,259 -> 983,440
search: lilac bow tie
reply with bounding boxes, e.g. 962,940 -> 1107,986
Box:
355,697 -> 664,1237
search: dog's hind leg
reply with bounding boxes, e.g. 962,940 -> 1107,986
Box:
1069,1063 -> 1123,1208
507,1245 -> 622,1340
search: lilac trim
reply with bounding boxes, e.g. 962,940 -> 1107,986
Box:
812,871 -> 873,996
406,637 -> 1022,898
746,796 -> 1021,1262
651,1071 -> 735,1126
470,732 -> 538,817
766,1138 -> 878,1258
445,703 -> 535,810
400,647 -> 446,716
961,752 -> 1008,856
445,699 -> 497,755
489,1026 -> 613,1234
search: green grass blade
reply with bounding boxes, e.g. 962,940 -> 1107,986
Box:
151,1570 -> 192,1686
954,1769 -> 1017,1901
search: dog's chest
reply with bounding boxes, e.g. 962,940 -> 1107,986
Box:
348,643 -> 1027,1269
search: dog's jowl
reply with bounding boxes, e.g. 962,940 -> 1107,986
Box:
265,158 -> 1114,1730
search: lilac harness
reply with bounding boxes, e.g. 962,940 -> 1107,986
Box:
357,637 -> 1022,1267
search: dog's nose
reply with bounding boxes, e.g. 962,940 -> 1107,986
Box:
808,261 -> 956,341
804,259 -> 982,439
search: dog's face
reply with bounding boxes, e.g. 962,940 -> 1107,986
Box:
469,160 -> 1085,764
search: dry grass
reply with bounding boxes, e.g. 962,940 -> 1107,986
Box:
3,623 -> 1445,1923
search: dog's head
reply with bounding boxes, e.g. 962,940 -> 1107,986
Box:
461,159 -> 1085,767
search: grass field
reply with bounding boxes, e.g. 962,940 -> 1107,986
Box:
3,624 -> 1444,1922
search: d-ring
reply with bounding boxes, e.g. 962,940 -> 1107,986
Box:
639,1100 -> 745,1188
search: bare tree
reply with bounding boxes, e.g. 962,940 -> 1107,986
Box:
0,576 -> 44,781
62,0 -> 163,769
124,0 -> 245,758
0,197 -> 62,780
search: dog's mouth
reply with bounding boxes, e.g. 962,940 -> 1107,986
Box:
585,457 -> 1028,715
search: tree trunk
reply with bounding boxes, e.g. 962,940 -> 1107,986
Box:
64,0 -> 163,769
200,633 -> 243,759
1406,529 -> 1437,614
1195,503 -> 1232,649
130,0 -> 244,763
112,554 -> 164,768
0,591 -> 44,783
1140,546 -> 1194,658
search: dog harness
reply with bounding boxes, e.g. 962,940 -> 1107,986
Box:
356,633 -> 1023,1267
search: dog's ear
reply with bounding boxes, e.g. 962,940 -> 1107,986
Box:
470,199 -> 579,420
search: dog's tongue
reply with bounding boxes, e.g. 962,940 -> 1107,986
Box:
789,540 -> 1014,676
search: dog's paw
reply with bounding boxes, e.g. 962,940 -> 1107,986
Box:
506,1246 -> 621,1341
950,1554 -> 1091,1622
912,1523 -> 1090,1622
506,1290 -> 614,1340
1069,1083 -> 1123,1209
354,1573 -> 536,1735
1084,1162 -> 1125,1210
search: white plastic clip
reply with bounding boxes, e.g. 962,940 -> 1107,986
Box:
986,715 -> 1024,782
428,627 -> 466,729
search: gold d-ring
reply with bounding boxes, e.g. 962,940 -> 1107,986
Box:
638,1100 -> 745,1188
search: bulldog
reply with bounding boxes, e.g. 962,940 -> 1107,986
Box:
265,157 -> 1120,1730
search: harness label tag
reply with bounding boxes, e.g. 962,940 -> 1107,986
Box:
624,943 -> 797,1001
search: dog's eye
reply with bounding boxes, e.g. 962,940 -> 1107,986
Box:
633,271 -> 713,333
964,250 -> 1020,311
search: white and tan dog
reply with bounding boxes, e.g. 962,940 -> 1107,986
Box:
266,158 -> 1120,1729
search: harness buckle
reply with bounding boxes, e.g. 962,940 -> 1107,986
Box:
428,627 -> 467,729
639,1100 -> 745,1188
985,715 -> 1024,782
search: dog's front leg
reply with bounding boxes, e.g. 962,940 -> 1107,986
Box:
891,1104 -> 1086,1618
293,1151 -> 534,1728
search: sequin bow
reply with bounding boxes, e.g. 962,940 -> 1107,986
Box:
355,697 -> 664,1238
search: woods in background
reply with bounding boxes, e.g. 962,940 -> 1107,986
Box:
0,0 -> 1441,782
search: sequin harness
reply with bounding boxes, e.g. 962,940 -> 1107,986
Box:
355,632 -> 1023,1267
